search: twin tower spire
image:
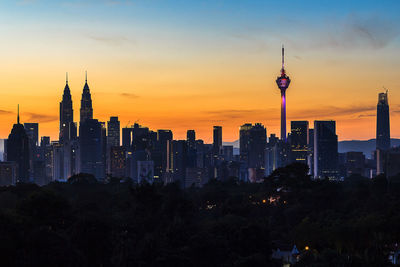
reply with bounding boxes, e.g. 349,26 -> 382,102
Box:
60,72 -> 93,139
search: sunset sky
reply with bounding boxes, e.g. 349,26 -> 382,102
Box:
0,0 -> 399,143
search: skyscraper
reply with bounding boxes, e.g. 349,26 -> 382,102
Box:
187,130 -> 196,150
24,123 -> 39,147
122,127 -> 133,149
248,123 -> 267,169
290,121 -> 309,164
276,46 -> 291,142
79,119 -> 105,180
213,126 -> 222,157
314,121 -> 338,180
239,123 -> 266,182
80,72 -> 93,124
6,106 -> 30,183
376,91 -> 390,151
107,116 -> 120,147
60,73 -> 76,142
239,123 -> 252,164
24,122 -> 39,181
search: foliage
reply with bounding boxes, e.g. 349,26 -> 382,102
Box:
0,163 -> 397,266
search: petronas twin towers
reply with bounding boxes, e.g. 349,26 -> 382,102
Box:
59,72 -> 93,142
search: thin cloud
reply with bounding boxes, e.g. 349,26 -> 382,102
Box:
294,13 -> 400,51
24,112 -> 58,123
0,110 -> 13,115
87,35 -> 135,46
120,93 -> 140,99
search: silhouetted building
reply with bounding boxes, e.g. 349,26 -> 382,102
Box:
0,162 -> 17,186
314,121 -> 338,180
185,167 -> 208,188
222,145 -> 233,162
24,123 -> 39,147
60,74 -> 76,142
122,127 -> 133,149
213,126 -> 222,158
276,46 -> 291,141
107,116 -> 120,147
239,123 -> 253,164
24,123 -> 39,180
290,121 -> 309,164
6,108 -> 30,183
345,151 -> 365,177
172,140 -> 187,186
383,148 -> 400,179
110,146 -> 126,178
132,123 -> 151,151
79,119 -> 105,180
156,130 -> 173,179
376,91 -> 390,151
37,136 -> 53,183
248,123 -> 266,170
187,130 -> 196,150
240,123 -> 267,182
80,72 -> 93,124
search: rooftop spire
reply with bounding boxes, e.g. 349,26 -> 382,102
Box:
85,71 -> 87,83
282,44 -> 284,70
17,104 -> 20,124
66,72 -> 68,85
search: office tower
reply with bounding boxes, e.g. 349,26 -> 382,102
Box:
187,130 -> 196,150
314,121 -> 338,179
222,145 -> 233,161
195,140 -> 205,168
185,167 -> 208,188
186,130 -> 197,168
24,123 -> 39,147
276,46 -> 291,141
376,91 -> 390,150
345,152 -> 366,177
172,140 -> 187,187
130,123 -> 151,152
0,139 -> 5,161
6,107 -> 30,183
157,130 -> 173,175
308,129 -> 314,175
248,123 -> 267,169
107,116 -> 120,147
240,123 -> 266,168
60,74 -> 75,143
239,123 -> 266,182
122,127 -> 133,149
213,126 -> 222,157
290,121 -> 309,164
137,160 -> 154,184
110,146 -> 126,178
80,72 -> 93,123
52,142 -> 64,181
0,162 -> 17,186
79,119 -> 105,180
383,148 -> 400,179
38,136 -> 53,183
265,134 -> 279,176
24,123 -> 39,180
239,123 -> 253,164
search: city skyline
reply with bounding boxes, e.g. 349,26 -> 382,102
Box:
0,0 -> 400,142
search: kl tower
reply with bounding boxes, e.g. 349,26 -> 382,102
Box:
276,45 -> 291,142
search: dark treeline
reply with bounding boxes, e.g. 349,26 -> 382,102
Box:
1,163 -> 400,266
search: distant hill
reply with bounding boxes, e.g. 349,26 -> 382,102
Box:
224,139 -> 400,158
339,138 -> 400,158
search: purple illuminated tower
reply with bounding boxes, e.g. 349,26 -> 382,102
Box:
276,46 -> 291,142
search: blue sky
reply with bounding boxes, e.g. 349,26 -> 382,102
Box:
0,0 -> 399,141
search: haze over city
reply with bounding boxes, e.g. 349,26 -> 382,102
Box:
1,0 -> 400,142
